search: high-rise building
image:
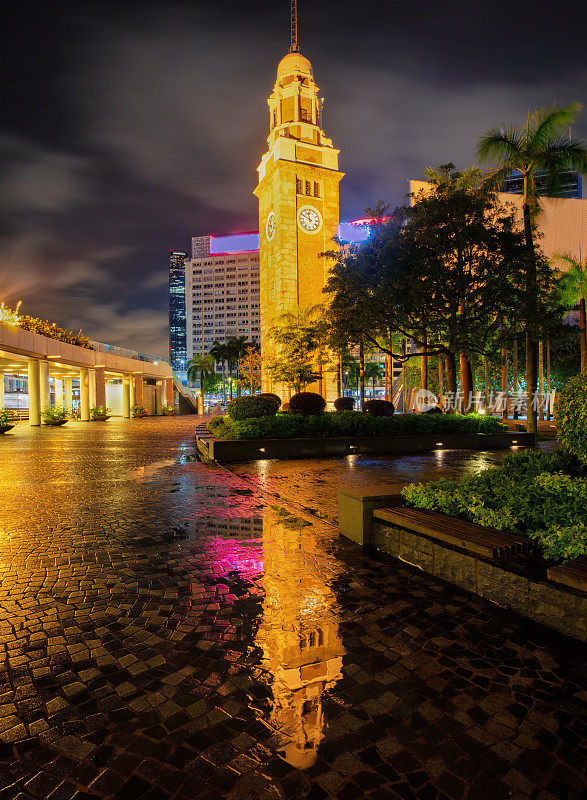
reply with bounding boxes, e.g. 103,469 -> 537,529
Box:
168,249 -> 188,380
501,169 -> 582,198
254,30 -> 343,397
185,232 -> 261,359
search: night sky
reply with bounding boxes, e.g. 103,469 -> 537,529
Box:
2,0 -> 586,357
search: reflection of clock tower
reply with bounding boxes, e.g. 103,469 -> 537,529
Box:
253,10 -> 344,396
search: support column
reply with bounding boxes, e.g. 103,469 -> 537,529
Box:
64,377 -> 73,413
89,370 -> 96,409
0,375 -> 5,408
122,376 -> 130,418
28,359 -> 41,426
129,374 -> 135,410
40,361 -> 51,411
54,378 -> 63,409
164,378 -> 174,407
94,367 -> 106,408
80,368 -> 90,421
133,373 -> 144,407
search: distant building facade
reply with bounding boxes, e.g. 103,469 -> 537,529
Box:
185,232 -> 261,359
168,249 -> 188,379
501,169 -> 582,199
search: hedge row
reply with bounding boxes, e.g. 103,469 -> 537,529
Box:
401,450 -> 587,561
207,411 -> 505,440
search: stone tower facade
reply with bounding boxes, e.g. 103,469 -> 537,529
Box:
254,51 -> 343,398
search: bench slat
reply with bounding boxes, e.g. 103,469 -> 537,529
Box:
374,506 -> 531,560
547,557 -> 587,593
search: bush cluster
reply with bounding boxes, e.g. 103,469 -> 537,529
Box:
207,411 -> 504,441
334,397 -> 354,411
289,392 -> 326,416
257,393 -> 281,409
227,395 -> 279,420
401,449 -> 587,561
556,371 -> 587,464
363,399 -> 395,417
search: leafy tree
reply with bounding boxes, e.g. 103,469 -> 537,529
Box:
210,340 -> 229,402
364,361 -> 383,397
325,169 -> 545,402
238,346 -> 263,394
187,354 -> 215,408
266,306 -> 323,394
477,103 -> 587,431
555,252 -> 587,373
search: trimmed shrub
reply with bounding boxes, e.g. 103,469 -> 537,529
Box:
423,406 -> 443,414
227,395 -> 279,421
556,372 -> 587,464
257,393 -> 281,412
334,397 -> 355,411
401,450 -> 587,561
363,399 -> 395,417
290,392 -> 326,416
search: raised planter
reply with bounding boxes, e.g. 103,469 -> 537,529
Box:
0,425 -> 15,435
91,415 -> 110,422
43,419 -> 67,426
133,412 -> 148,418
196,430 -> 535,463
163,409 -> 177,416
338,485 -> 587,642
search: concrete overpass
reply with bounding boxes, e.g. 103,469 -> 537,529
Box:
0,321 -> 196,425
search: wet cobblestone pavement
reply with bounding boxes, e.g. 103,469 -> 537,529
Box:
0,418 -> 584,800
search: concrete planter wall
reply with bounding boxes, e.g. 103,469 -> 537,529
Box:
196,430 -> 534,463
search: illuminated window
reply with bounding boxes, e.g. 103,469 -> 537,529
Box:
314,181 -> 320,197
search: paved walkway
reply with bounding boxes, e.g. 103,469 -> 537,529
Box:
0,418 -> 584,800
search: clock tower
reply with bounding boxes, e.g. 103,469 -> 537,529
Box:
254,22 -> 344,397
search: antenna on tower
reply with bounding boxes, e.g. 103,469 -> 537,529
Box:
289,0 -> 300,53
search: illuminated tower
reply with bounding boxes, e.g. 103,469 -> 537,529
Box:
254,1 -> 344,397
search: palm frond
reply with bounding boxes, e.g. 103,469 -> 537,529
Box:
477,127 -> 523,163
480,164 -> 514,192
539,138 -> 587,173
529,103 -> 582,152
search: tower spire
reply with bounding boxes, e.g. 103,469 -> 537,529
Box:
289,0 -> 300,53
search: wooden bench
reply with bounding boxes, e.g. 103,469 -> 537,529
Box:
547,557 -> 587,593
374,506 -> 533,560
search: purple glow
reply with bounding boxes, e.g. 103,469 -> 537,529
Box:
210,232 -> 260,254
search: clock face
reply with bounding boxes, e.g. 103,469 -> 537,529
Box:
297,205 -> 322,234
266,211 -> 275,241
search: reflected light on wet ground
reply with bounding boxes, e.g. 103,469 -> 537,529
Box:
0,419 -> 582,800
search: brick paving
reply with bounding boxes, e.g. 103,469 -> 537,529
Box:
0,417 -> 584,800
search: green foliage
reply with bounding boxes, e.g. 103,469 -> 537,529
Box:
0,408 -> 18,426
227,395 -> 279,420
556,372 -> 587,463
90,405 -> 111,420
131,404 -> 147,416
363,399 -> 395,416
162,404 -> 177,413
401,449 -> 587,561
42,405 -> 67,422
208,411 -> 504,441
334,397 -> 355,411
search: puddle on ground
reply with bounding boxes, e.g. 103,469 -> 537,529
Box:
190,509 -> 345,770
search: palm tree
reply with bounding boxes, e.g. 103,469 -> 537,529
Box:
228,336 -> 250,396
364,361 -> 383,398
210,340 -> 228,403
187,354 -> 215,412
477,104 -> 586,432
556,251 -> 587,373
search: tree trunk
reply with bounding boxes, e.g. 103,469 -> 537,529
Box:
402,339 -> 408,413
484,355 -> 489,408
420,329 -> 428,390
580,296 -> 587,373
513,337 -> 519,420
459,353 -> 472,414
386,329 -> 393,401
221,362 -> 226,404
438,355 -> 444,400
547,339 -> 552,419
538,339 -> 544,421
445,352 -> 457,404
359,338 -> 365,410
523,202 -> 538,434
337,353 -> 342,398
501,346 -> 508,419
